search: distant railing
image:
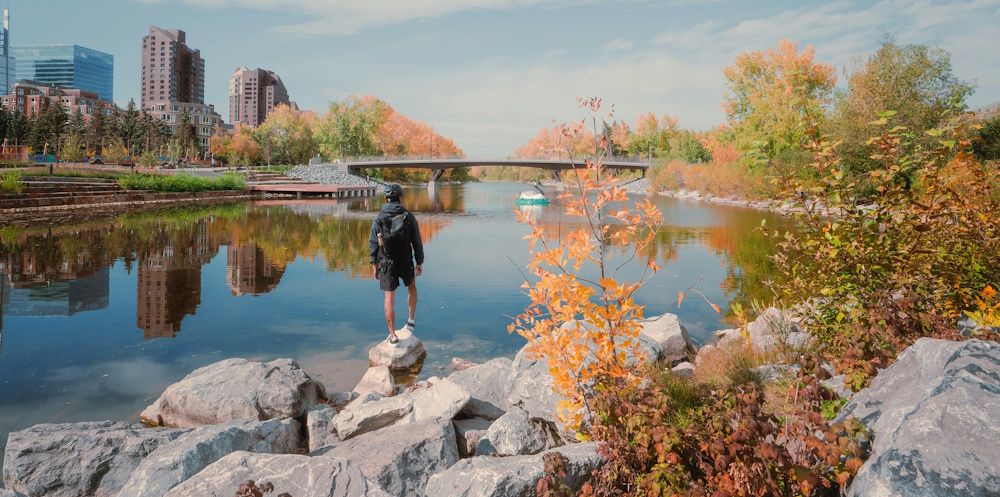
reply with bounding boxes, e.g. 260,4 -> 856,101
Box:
335,155 -> 651,164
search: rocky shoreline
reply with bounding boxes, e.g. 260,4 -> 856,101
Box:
3,308 -> 997,496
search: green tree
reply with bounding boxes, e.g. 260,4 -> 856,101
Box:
172,107 -> 197,160
6,110 -> 30,146
27,101 -> 68,154
722,39 -> 837,166
669,130 -> 712,163
831,38 -> 976,181
119,100 -> 143,156
972,107 -> 1000,163
67,108 -> 86,136
317,95 -> 388,159
105,106 -> 121,145
86,102 -> 107,155
60,132 -> 86,162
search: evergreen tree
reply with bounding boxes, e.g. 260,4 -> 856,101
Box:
0,109 -> 10,145
7,111 -> 30,146
67,108 -> 86,136
119,99 -> 142,156
86,101 -> 107,155
174,107 -> 196,159
105,106 -> 121,145
27,102 -> 68,154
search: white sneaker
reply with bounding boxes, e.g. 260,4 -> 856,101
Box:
405,320 -> 415,331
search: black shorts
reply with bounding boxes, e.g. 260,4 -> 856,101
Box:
378,264 -> 415,291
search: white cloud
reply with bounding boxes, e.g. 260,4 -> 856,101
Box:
603,38 -> 636,52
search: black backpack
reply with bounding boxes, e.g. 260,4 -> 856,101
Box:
377,212 -> 410,271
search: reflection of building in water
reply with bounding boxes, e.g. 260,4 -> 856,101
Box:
136,222 -> 218,338
0,250 -> 111,317
226,242 -> 285,296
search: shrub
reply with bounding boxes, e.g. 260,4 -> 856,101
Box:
767,111 -> 1000,390
587,352 -> 869,496
118,172 -> 247,193
0,170 -> 24,194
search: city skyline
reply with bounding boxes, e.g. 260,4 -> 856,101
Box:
9,0 -> 1000,158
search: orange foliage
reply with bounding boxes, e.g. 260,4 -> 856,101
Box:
514,121 -> 596,159
700,125 -> 740,165
509,98 -> 663,434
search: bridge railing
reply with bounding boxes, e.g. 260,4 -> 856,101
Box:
334,155 -> 652,164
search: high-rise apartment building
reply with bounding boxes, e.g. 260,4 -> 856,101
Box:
1,10 -> 14,95
9,45 -> 113,102
229,67 -> 293,127
140,26 -> 204,110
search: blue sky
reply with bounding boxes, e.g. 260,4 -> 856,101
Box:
11,0 -> 1000,157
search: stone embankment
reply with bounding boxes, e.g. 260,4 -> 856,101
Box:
287,166 -> 387,188
2,310 -> 998,496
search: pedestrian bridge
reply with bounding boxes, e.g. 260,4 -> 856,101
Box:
340,157 -> 650,183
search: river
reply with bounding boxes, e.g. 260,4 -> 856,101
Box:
0,181 -> 787,470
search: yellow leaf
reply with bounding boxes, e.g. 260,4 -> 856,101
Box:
678,291 -> 685,307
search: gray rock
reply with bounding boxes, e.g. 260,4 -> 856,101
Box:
306,404 -> 339,452
745,307 -> 811,350
751,364 -> 800,383
449,357 -> 514,420
453,418 -> 492,458
163,452 -> 371,497
332,394 -> 413,440
0,490 -> 26,497
821,375 -> 853,400
352,365 -> 395,397
505,344 -> 569,429
319,417 -> 460,496
2,421 -> 187,497
327,391 -> 358,410
639,312 -> 697,363
342,390 -> 383,412
486,407 -> 561,456
287,165 -> 383,188
140,358 -> 326,428
117,418 -> 301,497
424,442 -> 605,497
695,343 -> 716,366
405,376 -> 471,423
474,437 -> 497,456
837,338 -> 1000,497
671,361 -> 696,378
368,328 -> 427,371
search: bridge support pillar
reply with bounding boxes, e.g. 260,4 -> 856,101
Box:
552,170 -> 562,182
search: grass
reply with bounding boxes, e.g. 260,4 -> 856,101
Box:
0,170 -> 24,194
117,172 -> 247,192
20,167 -> 125,180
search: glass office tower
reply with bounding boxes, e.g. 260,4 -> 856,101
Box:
0,10 -> 13,94
9,45 -> 113,102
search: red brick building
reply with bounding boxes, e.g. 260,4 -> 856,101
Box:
229,67 -> 294,128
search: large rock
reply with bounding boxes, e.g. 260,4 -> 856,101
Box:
505,345 -> 568,429
117,418 -> 301,497
368,328 -> 427,371
2,421 -> 187,497
448,357 -> 514,420
424,442 -> 605,497
306,404 -> 339,452
639,312 -> 697,363
163,452 -> 372,497
318,417 -> 460,496
352,365 -> 395,397
453,418 -> 493,458
405,376 -> 471,423
141,358 -> 326,428
0,490 -> 25,497
486,407 -> 561,456
332,394 -> 413,440
837,338 -> 1000,497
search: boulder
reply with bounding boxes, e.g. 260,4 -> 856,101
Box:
306,404 -> 339,452
486,407 -> 562,456
670,361 -> 696,379
352,365 -> 395,397
821,375 -> 853,400
332,394 -> 413,440
639,312 -> 697,363
0,490 -> 25,497
140,358 -> 326,428
837,338 -> 1000,497
318,417 -> 460,496
405,376 -> 471,423
474,437 -> 497,456
505,345 -> 568,429
368,328 -> 427,371
424,442 -> 605,497
453,418 -> 493,458
163,452 -> 371,497
448,357 -> 514,420
2,421 -> 187,497
745,307 -> 810,350
117,418 -> 301,497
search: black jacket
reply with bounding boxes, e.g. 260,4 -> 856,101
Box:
369,202 -> 424,267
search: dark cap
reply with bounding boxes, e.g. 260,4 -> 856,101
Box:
384,184 -> 403,199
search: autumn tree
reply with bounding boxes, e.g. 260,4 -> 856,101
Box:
317,95 -> 389,159
831,38 -> 975,181
254,104 -> 319,165
228,126 -> 260,167
509,98 -> 663,434
722,39 -> 836,166
628,112 -> 678,158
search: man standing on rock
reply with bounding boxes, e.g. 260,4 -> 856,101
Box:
369,184 -> 424,345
